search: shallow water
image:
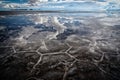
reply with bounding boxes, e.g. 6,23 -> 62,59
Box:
0,13 -> 120,80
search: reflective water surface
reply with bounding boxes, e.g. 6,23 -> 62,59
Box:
0,13 -> 120,80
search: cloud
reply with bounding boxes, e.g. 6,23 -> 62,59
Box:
0,0 -> 119,13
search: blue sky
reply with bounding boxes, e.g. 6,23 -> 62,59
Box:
1,0 -> 107,3
1,0 -> 28,3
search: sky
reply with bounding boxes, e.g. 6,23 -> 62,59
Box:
1,0 -> 28,3
0,0 -> 119,11
0,0 -> 120,3
0,0 -> 109,3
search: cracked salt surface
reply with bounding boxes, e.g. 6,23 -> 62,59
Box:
0,13 -> 120,80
